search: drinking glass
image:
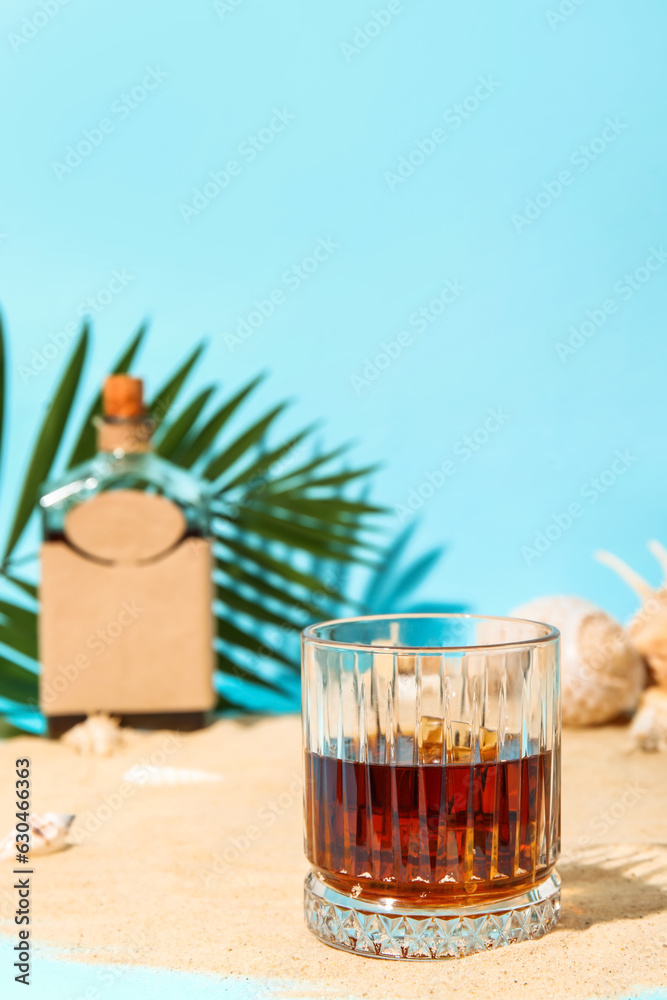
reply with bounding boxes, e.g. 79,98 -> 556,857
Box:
302,614 -> 560,959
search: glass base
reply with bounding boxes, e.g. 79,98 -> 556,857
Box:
304,869 -> 561,960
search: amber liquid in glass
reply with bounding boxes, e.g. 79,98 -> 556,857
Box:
304,737 -> 558,905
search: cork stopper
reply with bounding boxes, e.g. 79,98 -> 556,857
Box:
103,375 -> 145,419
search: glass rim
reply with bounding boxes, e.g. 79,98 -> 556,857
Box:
301,612 -> 560,654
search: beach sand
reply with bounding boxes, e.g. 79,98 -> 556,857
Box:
1,716 -> 666,999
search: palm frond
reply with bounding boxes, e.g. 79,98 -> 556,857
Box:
259,492 -> 386,519
0,657 -> 38,704
0,312 -> 5,480
279,466 -> 381,492
372,546 -> 446,612
154,386 -> 216,458
221,509 -> 378,563
222,425 -> 317,492
216,561 -> 332,620
2,326 -> 88,565
216,616 -> 296,670
216,653 -> 291,694
174,374 -> 265,469
216,535 -> 349,603
216,583 -> 308,630
360,524 -> 463,615
149,341 -> 206,422
203,402 -> 288,481
362,523 -> 417,610
266,444 -> 358,488
5,576 -> 38,601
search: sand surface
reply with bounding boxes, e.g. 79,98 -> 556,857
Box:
1,716 -> 666,999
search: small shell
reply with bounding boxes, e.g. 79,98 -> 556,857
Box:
0,813 -> 74,861
511,596 -> 646,727
597,541 -> 667,688
62,713 -> 124,757
628,687 -> 667,752
122,765 -> 223,787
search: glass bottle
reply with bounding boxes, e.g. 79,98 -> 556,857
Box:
40,375 -> 210,540
38,375 -> 216,736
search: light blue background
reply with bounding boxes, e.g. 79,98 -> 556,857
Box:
1,0 -> 667,623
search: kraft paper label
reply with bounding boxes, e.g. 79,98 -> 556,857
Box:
39,537 -> 215,715
65,490 -> 187,563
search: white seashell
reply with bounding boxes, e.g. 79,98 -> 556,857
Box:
597,541 -> 667,688
62,713 -> 124,757
0,812 -> 74,861
122,765 -> 223,787
628,687 -> 667,752
511,596 -> 646,727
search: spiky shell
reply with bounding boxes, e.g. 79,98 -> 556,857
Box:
596,542 -> 667,688
0,813 -> 74,861
628,687 -> 667,752
511,596 -> 646,726
627,592 -> 667,689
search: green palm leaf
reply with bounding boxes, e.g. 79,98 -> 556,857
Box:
363,523 -> 417,609
278,466 -> 380,491
216,583 -> 307,630
2,326 -> 88,565
154,386 -> 216,458
0,621 -> 38,661
0,311 -> 5,480
260,493 -> 385,519
216,561 -> 332,619
148,341 -> 206,424
227,508 -> 376,562
203,402 -> 288,481
360,523 -> 465,616
266,444 -> 354,488
0,657 -> 38,704
216,535 -> 348,602
217,495 -> 368,542
371,547 -> 445,613
174,374 -> 265,469
216,616 -> 296,669
0,599 -> 38,637
216,653 -> 291,693
222,425 -> 317,492
5,576 -> 38,601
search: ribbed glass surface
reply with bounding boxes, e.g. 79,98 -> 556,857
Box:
302,615 -> 560,906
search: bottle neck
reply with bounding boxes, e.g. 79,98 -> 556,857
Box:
97,417 -> 154,454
